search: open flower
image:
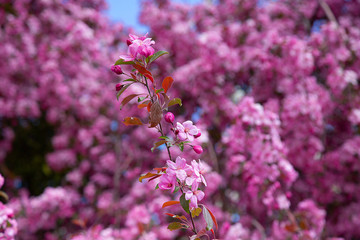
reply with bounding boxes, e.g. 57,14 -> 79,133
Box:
185,181 -> 205,209
192,160 -> 207,186
167,156 -> 191,182
176,121 -> 199,141
158,173 -> 177,193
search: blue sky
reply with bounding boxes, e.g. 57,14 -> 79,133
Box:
105,0 -> 203,33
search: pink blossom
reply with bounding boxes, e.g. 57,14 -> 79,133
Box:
191,159 -> 207,186
164,112 -> 175,123
115,84 -> 123,91
193,145 -> 203,154
185,182 -> 205,209
111,65 -> 123,75
119,34 -> 155,61
166,156 -> 190,182
176,121 -> 199,141
158,173 -> 177,193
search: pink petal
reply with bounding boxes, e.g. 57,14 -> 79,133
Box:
201,175 -> 207,186
176,122 -> 185,131
189,127 -> 199,136
187,134 -> 194,141
178,132 -> 187,141
119,55 -> 134,62
182,120 -> 193,128
176,169 -> 187,181
167,160 -> 176,169
195,190 -> 205,201
185,191 -> 193,201
175,156 -> 186,168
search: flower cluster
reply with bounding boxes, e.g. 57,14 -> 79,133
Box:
119,34 -> 155,61
159,157 -> 207,209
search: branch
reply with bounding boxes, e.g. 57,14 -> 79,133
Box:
318,0 -> 338,26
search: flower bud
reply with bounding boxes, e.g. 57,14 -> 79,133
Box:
126,39 -> 132,46
175,129 -> 179,135
111,65 -> 123,75
195,131 -> 201,138
115,83 -> 123,91
164,112 -> 175,123
193,145 -> 203,154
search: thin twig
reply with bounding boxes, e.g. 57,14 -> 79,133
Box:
318,0 -> 338,26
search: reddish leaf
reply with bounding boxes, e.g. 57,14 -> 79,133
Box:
144,73 -> 154,83
120,94 -> 140,109
285,223 -> 297,233
139,172 -> 158,182
137,222 -> 145,234
153,167 -> 166,172
138,103 -> 148,109
147,102 -> 152,112
149,101 -> 163,128
123,117 -> 143,126
151,140 -> 167,152
138,100 -> 150,109
162,201 -> 180,208
72,219 -> 86,228
148,174 -> 161,182
211,229 -> 215,238
162,76 -> 174,93
206,206 -> 218,230
133,64 -> 153,83
133,64 -> 151,75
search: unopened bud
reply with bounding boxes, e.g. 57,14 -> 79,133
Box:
127,39 -> 132,46
115,83 -> 123,91
164,112 -> 175,123
175,129 -> 179,135
111,65 -> 123,75
195,131 -> 201,138
193,145 -> 203,154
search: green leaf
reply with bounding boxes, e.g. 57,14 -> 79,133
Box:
123,78 -> 136,82
155,88 -> 164,94
137,96 -> 147,102
180,193 -> 190,214
151,140 -> 167,152
116,84 -> 131,100
168,98 -> 182,107
148,50 -> 169,65
159,136 -> 170,140
178,142 -> 184,152
174,186 -> 180,193
167,222 -> 182,231
115,59 -> 135,65
202,206 -> 214,231
191,207 -> 202,218
155,184 -> 159,190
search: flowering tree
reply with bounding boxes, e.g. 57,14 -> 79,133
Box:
0,0 -> 359,239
